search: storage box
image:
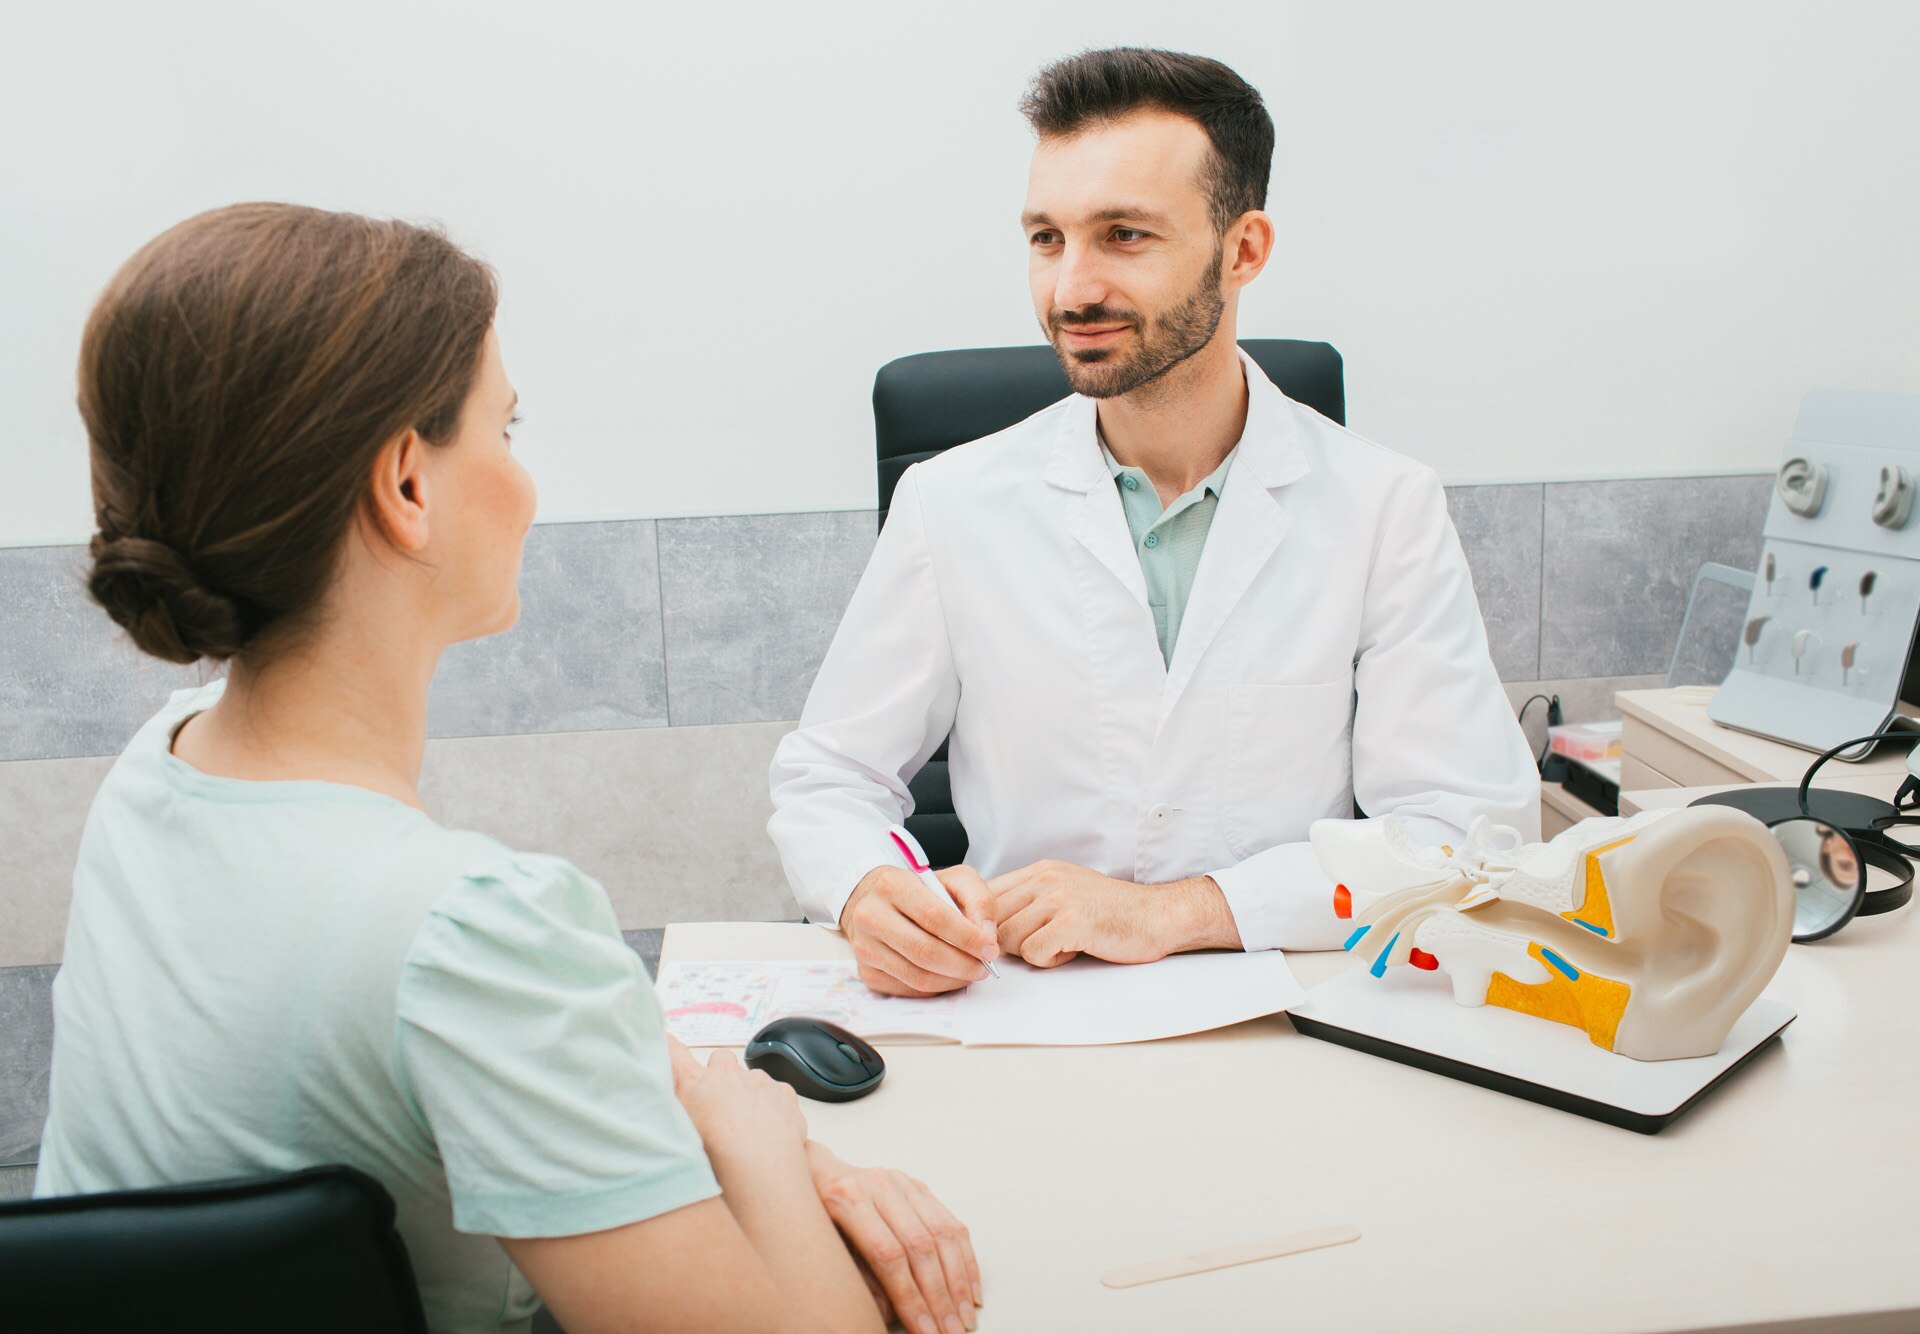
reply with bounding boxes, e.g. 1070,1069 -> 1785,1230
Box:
1548,720 -> 1623,763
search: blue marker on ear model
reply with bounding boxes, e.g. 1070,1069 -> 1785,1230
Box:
887,823 -> 1000,978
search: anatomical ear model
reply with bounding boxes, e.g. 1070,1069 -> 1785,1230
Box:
1311,808 -> 1794,1061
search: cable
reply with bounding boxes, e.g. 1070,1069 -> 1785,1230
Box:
1514,693 -> 1554,773
1796,727 -> 1920,818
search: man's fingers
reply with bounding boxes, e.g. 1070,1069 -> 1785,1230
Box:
1020,920 -> 1076,968
907,1176 -> 980,1317
870,1177 -> 965,1334
864,938 -> 974,995
985,863 -> 1039,896
995,902 -> 1049,954
869,904 -> 992,982
889,875 -> 994,958
836,1196 -> 940,1334
936,866 -> 999,949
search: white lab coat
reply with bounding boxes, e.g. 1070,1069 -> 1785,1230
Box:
768,352 -> 1540,951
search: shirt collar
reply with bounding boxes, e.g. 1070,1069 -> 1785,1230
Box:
1099,439 -> 1236,503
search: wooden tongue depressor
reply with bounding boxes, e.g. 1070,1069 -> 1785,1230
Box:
1100,1224 -> 1360,1289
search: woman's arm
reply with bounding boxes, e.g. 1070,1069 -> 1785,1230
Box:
503,1049 -> 881,1334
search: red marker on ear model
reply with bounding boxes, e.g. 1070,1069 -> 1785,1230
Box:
888,823 -> 1000,978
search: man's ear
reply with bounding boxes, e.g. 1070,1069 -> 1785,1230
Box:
1223,210 -> 1275,291
365,428 -> 432,553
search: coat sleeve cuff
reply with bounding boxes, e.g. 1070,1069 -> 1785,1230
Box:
1209,840 -> 1353,953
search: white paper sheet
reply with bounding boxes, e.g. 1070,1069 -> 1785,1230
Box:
956,950 -> 1307,1046
656,951 -> 1305,1047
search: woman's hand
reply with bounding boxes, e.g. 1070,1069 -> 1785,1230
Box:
667,1037 -> 808,1165
807,1142 -> 981,1334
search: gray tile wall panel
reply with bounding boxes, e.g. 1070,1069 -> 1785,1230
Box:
0,1163 -> 34,1198
0,964 -> 55,1165
658,511 -> 877,726
1446,484 -> 1544,680
428,520 -> 668,738
0,755 -> 115,968
1540,475 -> 1772,680
418,722 -> 800,931
1,545 -> 204,763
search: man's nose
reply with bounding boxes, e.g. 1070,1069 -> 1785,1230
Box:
1051,240 -> 1110,315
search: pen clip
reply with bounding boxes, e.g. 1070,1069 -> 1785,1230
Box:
888,827 -> 931,874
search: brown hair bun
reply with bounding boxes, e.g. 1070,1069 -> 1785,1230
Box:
87,532 -> 252,665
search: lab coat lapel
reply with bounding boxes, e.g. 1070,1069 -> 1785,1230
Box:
1163,356 -> 1311,709
1045,397 -> 1149,608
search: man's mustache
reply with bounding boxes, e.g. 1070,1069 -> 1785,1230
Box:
1050,305 -> 1140,332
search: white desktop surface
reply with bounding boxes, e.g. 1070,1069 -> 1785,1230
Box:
666,918 -> 1918,1334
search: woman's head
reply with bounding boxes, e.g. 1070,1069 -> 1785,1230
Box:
81,202 -> 530,666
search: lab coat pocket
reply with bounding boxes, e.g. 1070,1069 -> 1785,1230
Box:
1223,678 -> 1356,860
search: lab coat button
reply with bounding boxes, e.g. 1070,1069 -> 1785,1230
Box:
1146,804 -> 1175,827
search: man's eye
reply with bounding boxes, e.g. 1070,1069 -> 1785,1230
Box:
1112,228 -> 1146,243
1030,231 -> 1060,247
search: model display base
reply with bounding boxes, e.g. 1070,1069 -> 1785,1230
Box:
1288,965 -> 1795,1134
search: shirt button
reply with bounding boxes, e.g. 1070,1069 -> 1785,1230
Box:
1147,804 -> 1175,827
1144,532 -> 1159,549
1123,475 -> 1140,491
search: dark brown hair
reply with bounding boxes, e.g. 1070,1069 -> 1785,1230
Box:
1020,48 -> 1274,235
80,203 -> 498,664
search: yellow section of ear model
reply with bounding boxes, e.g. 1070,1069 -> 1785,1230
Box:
1485,942 -> 1632,1051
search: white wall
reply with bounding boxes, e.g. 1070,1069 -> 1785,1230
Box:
3,0 -> 1915,546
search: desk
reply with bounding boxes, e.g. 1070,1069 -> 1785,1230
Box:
1617,687 -> 1913,795
667,919 -> 1917,1333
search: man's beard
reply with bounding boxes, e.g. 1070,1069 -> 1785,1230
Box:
1045,251 -> 1226,400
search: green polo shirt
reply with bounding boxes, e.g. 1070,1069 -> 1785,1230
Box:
1101,442 -> 1236,665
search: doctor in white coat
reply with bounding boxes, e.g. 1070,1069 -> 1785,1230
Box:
770,48 -> 1539,997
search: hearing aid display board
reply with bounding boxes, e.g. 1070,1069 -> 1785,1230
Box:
1709,389 -> 1920,758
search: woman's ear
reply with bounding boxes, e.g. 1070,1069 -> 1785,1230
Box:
365,428 -> 432,553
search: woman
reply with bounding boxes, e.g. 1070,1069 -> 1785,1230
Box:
37,203 -> 980,1334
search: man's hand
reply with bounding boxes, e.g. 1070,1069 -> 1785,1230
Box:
988,862 -> 1242,966
840,863 -> 1000,997
807,1142 -> 981,1334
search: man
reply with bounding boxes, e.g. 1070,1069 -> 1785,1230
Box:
769,48 -> 1539,997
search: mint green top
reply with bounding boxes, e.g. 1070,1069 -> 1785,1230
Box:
1102,442 -> 1237,664
37,681 -> 719,1334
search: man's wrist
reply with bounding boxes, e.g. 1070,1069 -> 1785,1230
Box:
1163,875 -> 1242,952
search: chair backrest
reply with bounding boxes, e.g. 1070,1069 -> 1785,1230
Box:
868,339 -> 1346,867
874,339 -> 1346,527
0,1165 -> 429,1334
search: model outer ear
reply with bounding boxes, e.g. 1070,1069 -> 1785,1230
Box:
1599,806 -> 1793,1060
1449,807 -> 1792,1060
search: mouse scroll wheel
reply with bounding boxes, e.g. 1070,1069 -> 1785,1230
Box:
836,1042 -> 869,1068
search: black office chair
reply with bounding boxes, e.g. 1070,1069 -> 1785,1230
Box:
0,1165 -> 430,1334
871,339 -> 1346,867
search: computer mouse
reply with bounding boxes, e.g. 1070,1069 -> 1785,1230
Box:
744,1017 -> 885,1103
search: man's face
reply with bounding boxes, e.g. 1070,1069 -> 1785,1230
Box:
1023,110 -> 1228,399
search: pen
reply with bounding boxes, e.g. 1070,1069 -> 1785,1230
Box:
887,823 -> 1000,978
